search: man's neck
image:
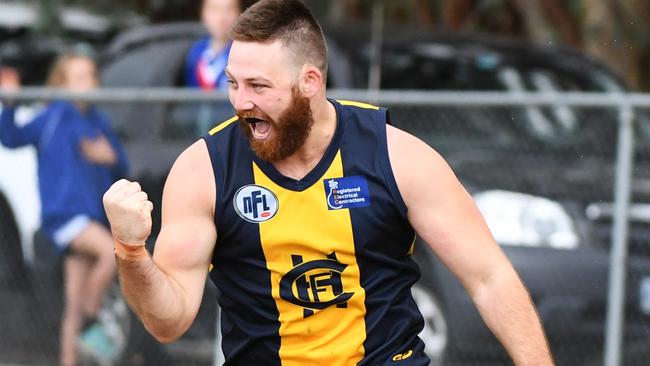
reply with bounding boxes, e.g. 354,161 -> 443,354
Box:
272,98 -> 337,180
210,38 -> 228,53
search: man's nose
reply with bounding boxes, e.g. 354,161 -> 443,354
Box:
231,89 -> 255,112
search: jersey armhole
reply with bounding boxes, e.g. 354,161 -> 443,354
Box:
201,135 -> 225,209
377,109 -> 409,220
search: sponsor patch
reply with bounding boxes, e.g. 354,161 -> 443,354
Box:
323,176 -> 370,210
233,184 -> 279,223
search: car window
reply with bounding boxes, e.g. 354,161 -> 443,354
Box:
364,41 -> 627,157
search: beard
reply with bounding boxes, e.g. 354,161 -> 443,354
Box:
238,87 -> 314,162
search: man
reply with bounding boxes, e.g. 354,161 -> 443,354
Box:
103,0 -> 554,365
185,0 -> 242,89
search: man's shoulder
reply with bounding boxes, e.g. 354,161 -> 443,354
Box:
386,124 -> 421,150
186,36 -> 211,60
174,139 -> 213,175
386,124 -> 439,172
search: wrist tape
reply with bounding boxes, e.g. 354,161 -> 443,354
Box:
114,239 -> 149,262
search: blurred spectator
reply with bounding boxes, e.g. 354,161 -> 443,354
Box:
184,0 -> 242,89
0,53 -> 128,366
175,0 -> 242,137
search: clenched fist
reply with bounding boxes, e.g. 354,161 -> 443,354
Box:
103,179 -> 154,246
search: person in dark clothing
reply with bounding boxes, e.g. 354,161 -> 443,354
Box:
0,53 -> 128,366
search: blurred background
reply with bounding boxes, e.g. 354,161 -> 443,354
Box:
1,0 -> 650,365
3,0 -> 650,89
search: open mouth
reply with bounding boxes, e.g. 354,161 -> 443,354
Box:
245,117 -> 272,139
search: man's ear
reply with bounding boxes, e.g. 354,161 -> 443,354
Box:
300,64 -> 323,98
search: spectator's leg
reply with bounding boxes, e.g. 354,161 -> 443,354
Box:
60,253 -> 91,366
69,222 -> 116,317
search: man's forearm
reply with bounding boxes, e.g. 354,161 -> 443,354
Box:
472,265 -> 554,365
117,255 -> 190,343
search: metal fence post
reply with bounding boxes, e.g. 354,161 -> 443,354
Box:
367,0 -> 384,94
604,99 -> 636,366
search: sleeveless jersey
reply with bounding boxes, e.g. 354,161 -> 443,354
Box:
201,99 -> 429,366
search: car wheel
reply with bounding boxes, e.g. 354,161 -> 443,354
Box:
412,282 -> 449,366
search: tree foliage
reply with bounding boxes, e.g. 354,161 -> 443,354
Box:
318,0 -> 650,90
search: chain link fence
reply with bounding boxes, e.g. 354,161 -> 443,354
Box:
1,90 -> 650,365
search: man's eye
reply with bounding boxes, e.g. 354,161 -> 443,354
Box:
252,83 -> 266,90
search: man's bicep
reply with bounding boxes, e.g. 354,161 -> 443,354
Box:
407,164 -> 502,289
389,127 -> 506,293
152,140 -> 217,295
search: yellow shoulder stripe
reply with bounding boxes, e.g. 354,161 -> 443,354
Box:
337,100 -> 380,110
209,115 -> 239,135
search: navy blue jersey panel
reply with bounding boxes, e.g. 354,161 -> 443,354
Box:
336,104 -> 429,366
203,122 -> 281,365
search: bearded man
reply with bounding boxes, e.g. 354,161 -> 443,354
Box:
103,1 -> 554,365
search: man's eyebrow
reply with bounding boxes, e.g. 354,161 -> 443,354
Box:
246,76 -> 272,85
224,68 -> 273,85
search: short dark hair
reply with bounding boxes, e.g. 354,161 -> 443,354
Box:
229,0 -> 328,80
